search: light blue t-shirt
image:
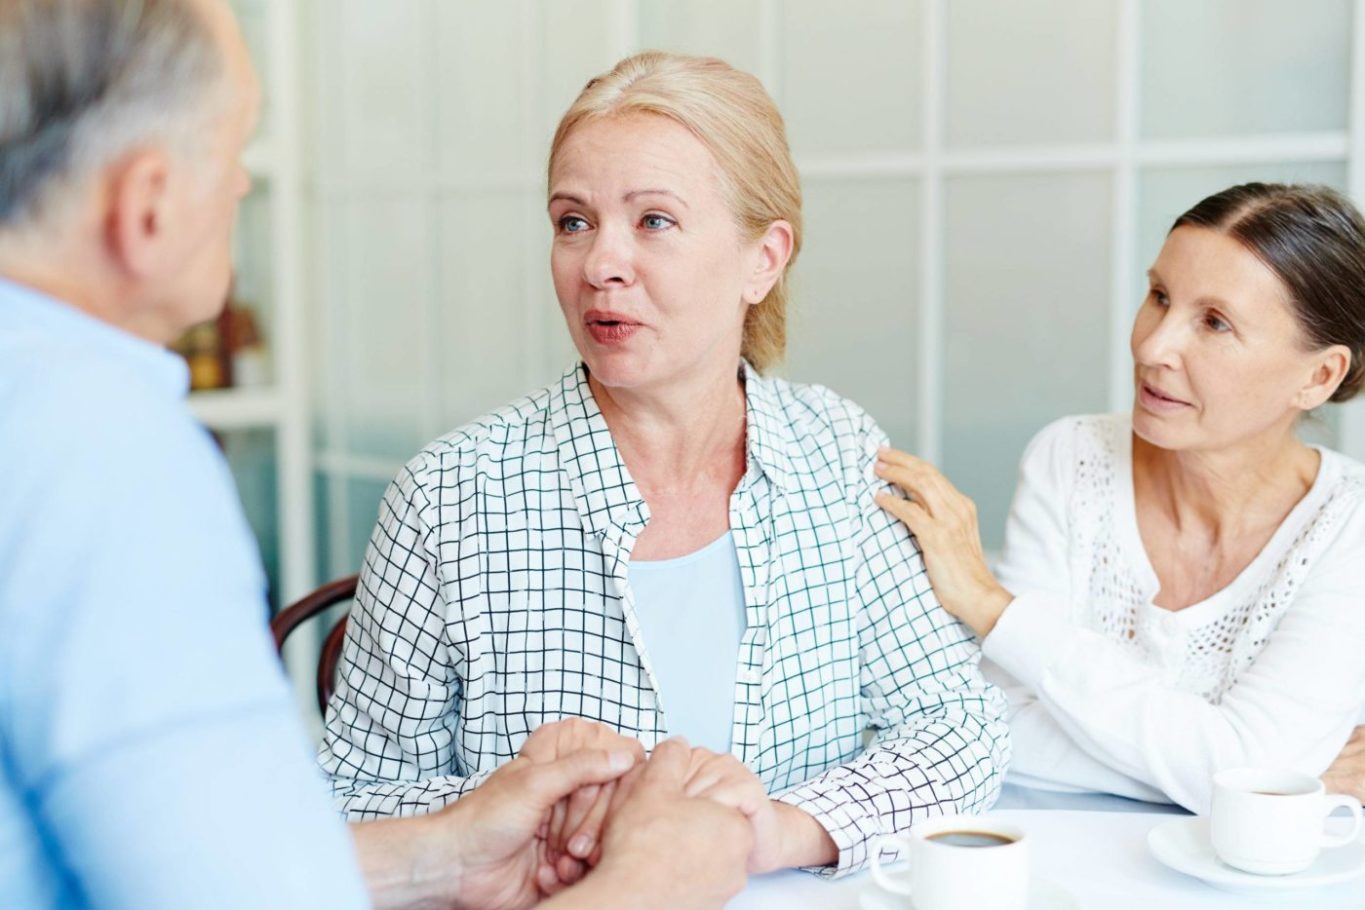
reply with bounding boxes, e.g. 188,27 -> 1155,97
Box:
0,279 -> 368,909
628,533 -> 746,753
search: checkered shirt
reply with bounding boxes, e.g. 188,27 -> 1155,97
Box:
319,362 -> 1009,877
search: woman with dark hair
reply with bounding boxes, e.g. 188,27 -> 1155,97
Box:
877,182 -> 1365,813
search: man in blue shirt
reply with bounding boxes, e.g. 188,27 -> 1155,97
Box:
0,1 -> 751,908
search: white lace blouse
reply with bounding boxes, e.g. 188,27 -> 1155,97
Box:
982,413 -> 1365,813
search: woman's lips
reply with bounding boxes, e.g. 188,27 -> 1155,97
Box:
585,310 -> 641,345
1138,382 -> 1191,413
586,321 -> 640,344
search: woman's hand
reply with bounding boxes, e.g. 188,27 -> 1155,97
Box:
676,748 -> 786,873
873,446 -> 1014,639
517,718 -> 647,891
574,739 -> 753,910
1322,725 -> 1365,801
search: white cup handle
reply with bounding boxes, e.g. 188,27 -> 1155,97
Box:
869,834 -> 915,896
1321,795 -> 1363,849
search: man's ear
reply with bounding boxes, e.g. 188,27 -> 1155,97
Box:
742,219 -> 795,305
105,148 -> 173,279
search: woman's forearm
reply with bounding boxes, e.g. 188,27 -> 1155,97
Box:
772,800 -> 838,869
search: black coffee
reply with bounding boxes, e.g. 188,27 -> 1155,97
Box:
926,831 -> 1016,848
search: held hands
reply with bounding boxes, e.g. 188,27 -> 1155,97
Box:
525,719 -> 839,898
588,738 -> 754,910
516,718 -> 648,891
873,446 -> 1014,639
432,735 -> 638,910
1323,725 -> 1365,801
675,747 -> 787,873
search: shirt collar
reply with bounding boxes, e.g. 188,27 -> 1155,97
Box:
548,363 -> 649,538
0,275 -> 190,398
740,360 -> 797,493
548,360 -> 798,538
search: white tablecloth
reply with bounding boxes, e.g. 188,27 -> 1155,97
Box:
730,808 -> 1365,909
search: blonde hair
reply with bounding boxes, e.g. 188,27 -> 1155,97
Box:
548,51 -> 802,374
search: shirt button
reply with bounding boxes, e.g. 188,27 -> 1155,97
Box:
740,668 -> 761,685
1161,614 -> 1179,635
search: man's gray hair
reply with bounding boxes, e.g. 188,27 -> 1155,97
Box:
0,0 -> 227,227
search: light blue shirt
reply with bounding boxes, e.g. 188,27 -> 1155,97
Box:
628,533 -> 746,753
0,279 -> 368,909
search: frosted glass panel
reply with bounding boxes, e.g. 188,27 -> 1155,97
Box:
231,188 -> 274,367
1141,0 -> 1350,139
230,0 -> 271,142
301,0 -> 347,181
438,191 -> 538,427
339,0 -> 430,177
782,0 -> 921,158
639,0 -> 763,78
310,196 -> 345,453
539,1 -> 616,140
786,179 -> 919,452
436,4 -> 529,177
341,195 -> 432,459
346,476 -> 390,574
313,471 -> 332,582
221,429 -> 280,607
1135,162 -> 1349,318
946,0 -> 1116,147
944,173 -> 1112,548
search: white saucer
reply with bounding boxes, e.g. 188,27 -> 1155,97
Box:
858,875 -> 1078,910
1147,817 -> 1365,892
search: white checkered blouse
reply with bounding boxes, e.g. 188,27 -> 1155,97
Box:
319,363 -> 1009,876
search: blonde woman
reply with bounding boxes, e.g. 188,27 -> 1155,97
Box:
320,51 -> 1008,888
877,183 -> 1365,814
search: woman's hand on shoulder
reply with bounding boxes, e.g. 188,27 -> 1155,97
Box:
874,446 -> 1014,639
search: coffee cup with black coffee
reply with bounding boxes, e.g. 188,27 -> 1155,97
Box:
869,815 -> 1028,910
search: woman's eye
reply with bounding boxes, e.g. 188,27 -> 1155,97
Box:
1205,312 -> 1231,333
641,213 -> 675,231
1151,289 -> 1169,307
557,215 -> 589,234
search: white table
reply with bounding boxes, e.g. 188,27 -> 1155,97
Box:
731,809 -> 1365,909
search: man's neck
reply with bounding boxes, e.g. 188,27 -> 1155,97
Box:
0,247 -> 172,346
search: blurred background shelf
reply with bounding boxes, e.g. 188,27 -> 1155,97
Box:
190,387 -> 284,430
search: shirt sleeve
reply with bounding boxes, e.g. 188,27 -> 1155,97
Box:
983,421 -> 1365,813
773,415 -> 1011,878
318,456 -> 492,819
1,388 -> 368,909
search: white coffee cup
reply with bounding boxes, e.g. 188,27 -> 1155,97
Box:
869,815 -> 1028,910
1210,767 -> 1363,875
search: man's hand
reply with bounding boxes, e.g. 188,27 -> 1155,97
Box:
351,743 -> 637,910
516,718 -> 648,887
544,738 -> 753,910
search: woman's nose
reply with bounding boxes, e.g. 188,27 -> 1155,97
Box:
582,227 -> 634,288
1133,308 -> 1183,368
